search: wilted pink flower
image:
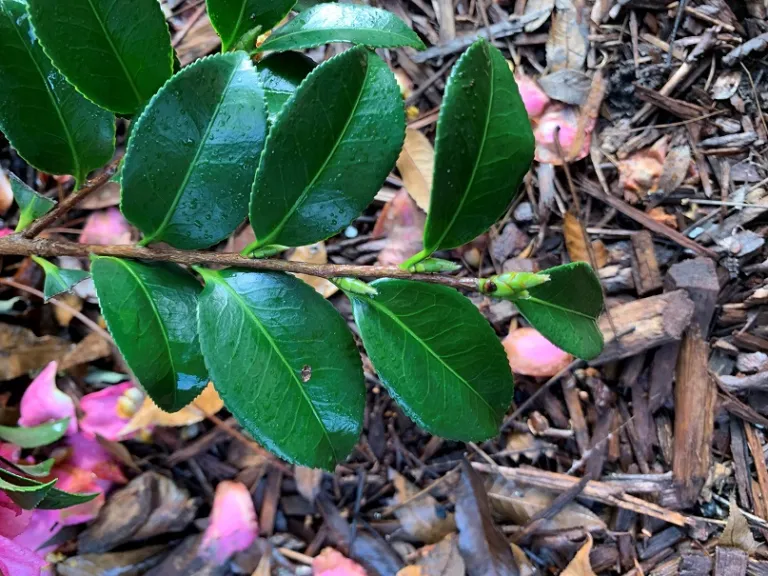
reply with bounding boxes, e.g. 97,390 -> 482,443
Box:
199,481 -> 258,563
0,535 -> 46,576
0,442 -> 20,462
534,105 -> 594,165
0,492 -> 32,539
313,548 -> 367,576
516,73 -> 550,120
79,207 -> 132,245
79,382 -> 139,441
18,362 -> 77,436
503,327 -> 573,377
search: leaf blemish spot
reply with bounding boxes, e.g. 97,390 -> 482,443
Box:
301,365 -> 312,383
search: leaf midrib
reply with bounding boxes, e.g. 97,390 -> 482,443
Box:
361,295 -> 498,418
83,0 -> 143,107
114,259 -> 179,405
256,50 -> 368,247
3,4 -> 81,182
213,276 -> 337,461
141,59 -> 240,245
521,295 -> 599,320
428,43 -> 494,253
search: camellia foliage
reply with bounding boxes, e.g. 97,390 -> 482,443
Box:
0,0 -> 605,470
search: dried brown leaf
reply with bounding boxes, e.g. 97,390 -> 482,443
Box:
504,432 -> 555,463
711,70 -> 742,101
510,543 -> 537,576
538,69 -> 591,106
563,210 -> 590,264
390,469 -> 456,544
397,128 -> 433,212
455,461 -> 517,576
120,382 -> 223,435
486,477 -> 605,532
546,0 -> 588,72
523,0 -> 555,32
656,146 -> 692,197
397,535 -> 465,576
80,181 -> 121,209
54,292 -> 83,328
0,323 -> 72,380
295,466 -> 323,503
375,189 -> 425,266
289,242 -> 338,299
175,13 -> 220,67
561,535 -> 597,576
720,497 -> 758,552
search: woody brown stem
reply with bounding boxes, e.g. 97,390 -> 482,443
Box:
0,235 -> 482,291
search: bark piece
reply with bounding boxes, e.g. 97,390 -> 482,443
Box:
630,231 -> 662,296
664,257 -> 720,332
714,547 -> 748,576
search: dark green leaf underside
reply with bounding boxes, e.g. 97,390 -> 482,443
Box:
0,0 -> 114,184
32,256 -> 89,301
515,262 -> 604,360
259,3 -> 425,52
207,0 -> 296,51
350,279 -> 514,441
0,418 -> 69,448
424,39 -> 534,254
0,468 -> 98,510
27,0 -> 173,114
197,269 -> 365,470
91,257 -> 208,412
122,51 -> 267,249
250,46 -> 404,248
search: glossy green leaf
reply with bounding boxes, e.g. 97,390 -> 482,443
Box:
27,0 -> 173,114
349,279 -> 514,441
256,51 -> 315,123
0,418 -> 69,449
196,269 -> 365,470
423,40 -> 534,255
31,256 -> 90,301
0,456 -> 55,477
122,52 -> 267,249
294,0 -> 333,11
514,262 -> 604,360
9,172 -> 56,232
0,468 -> 98,510
259,3 -> 425,53
0,0 -> 115,185
208,0 -> 296,52
249,46 -> 404,249
91,257 -> 208,412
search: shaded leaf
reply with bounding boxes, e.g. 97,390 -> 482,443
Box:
196,269 -> 365,470
656,145 -> 692,196
486,476 -> 605,531
27,0 -> 172,114
259,3 -> 425,53
249,46 -> 404,248
122,51 -> 267,249
514,262 -> 604,360
91,257 -> 209,412
8,173 -> 55,232
397,535 -> 465,576
390,469 -> 456,544
256,51 -> 315,123
0,467 -> 98,510
31,256 -> 90,302
0,473 -> 56,510
0,0 -> 115,184
720,497 -> 758,552
455,460 -> 517,576
0,457 -> 55,478
546,0 -> 588,72
208,0 -> 295,51
711,70 -> 741,100
423,40 -> 534,255
523,0 -> 554,32
538,69 -> 591,105
397,128 -> 434,212
561,535 -> 597,576
0,418 -> 69,449
0,323 -> 71,381
349,279 -> 513,441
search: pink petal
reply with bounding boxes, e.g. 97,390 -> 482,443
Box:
313,548 -> 368,576
0,492 -> 32,538
503,327 -> 573,377
0,228 -> 13,238
12,510 -> 61,558
199,481 -> 258,564
534,106 -> 594,165
79,208 -> 132,246
79,382 -> 137,441
0,442 -> 20,462
0,535 -> 46,576
516,73 -> 550,119
65,434 -> 126,484
18,362 -> 77,436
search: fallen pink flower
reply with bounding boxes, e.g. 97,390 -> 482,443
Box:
503,327 -> 573,378
199,481 -> 258,564
79,207 -> 132,245
516,73 -> 550,120
0,228 -> 12,238
534,105 -> 594,165
0,491 -> 32,539
618,138 -> 668,203
0,535 -> 46,576
0,442 -> 20,462
79,382 -> 140,441
18,362 -> 77,436
313,548 -> 367,576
